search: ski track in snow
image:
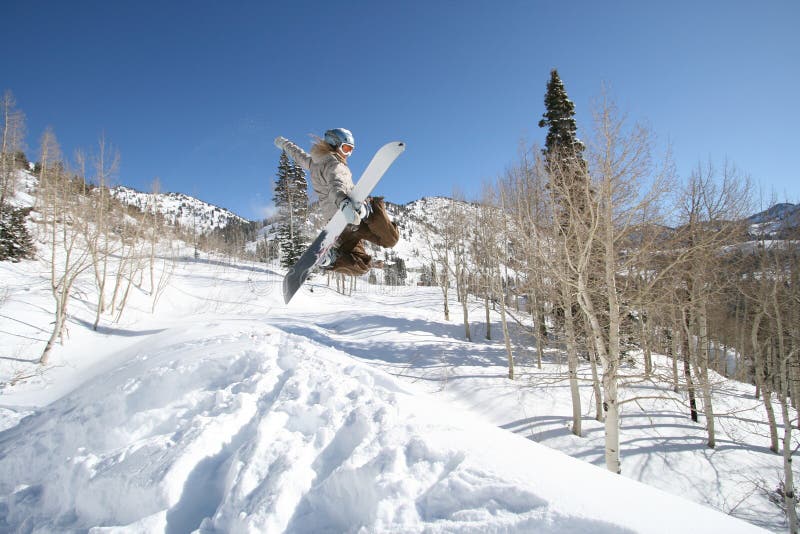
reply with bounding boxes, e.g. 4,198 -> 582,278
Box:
0,323 -> 620,533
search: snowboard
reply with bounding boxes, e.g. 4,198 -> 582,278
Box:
282,141 -> 406,304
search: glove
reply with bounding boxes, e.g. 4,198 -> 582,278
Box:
274,136 -> 288,150
340,197 -> 367,225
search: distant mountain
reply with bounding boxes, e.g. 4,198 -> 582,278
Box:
110,186 -> 249,235
746,202 -> 800,238
109,179 -> 798,255
381,197 -> 477,270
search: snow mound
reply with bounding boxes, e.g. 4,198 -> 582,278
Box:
0,318 -> 759,533
0,324 -> 557,532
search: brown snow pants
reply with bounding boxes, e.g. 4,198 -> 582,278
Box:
330,197 -> 399,276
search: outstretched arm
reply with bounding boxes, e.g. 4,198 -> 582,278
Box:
274,137 -> 312,170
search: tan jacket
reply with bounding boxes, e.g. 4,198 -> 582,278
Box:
279,138 -> 353,220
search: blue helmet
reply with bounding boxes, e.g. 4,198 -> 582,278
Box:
324,128 -> 355,149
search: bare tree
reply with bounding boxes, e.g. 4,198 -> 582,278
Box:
742,231 -> 799,531
1,90 -> 27,207
446,195 -> 473,341
474,185 -> 515,379
423,200 -> 454,322
147,178 -> 161,294
672,161 -> 752,448
500,150 -> 552,369
562,94 -> 670,473
500,145 -> 586,432
37,129 -> 91,364
496,189 -> 516,380
144,178 -> 176,312
76,136 -> 120,330
109,200 -> 149,322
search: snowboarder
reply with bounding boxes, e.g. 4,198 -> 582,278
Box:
274,128 -> 399,276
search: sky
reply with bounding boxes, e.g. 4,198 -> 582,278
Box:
2,0 -> 798,220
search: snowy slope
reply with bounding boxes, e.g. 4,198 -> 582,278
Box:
110,186 -> 249,234
0,250 -> 776,533
747,202 -> 800,238
380,197 -> 478,273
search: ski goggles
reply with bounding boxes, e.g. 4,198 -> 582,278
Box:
339,143 -> 354,156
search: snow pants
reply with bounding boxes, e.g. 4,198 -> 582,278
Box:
330,197 -> 399,276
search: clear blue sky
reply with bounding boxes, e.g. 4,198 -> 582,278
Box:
3,0 -> 798,219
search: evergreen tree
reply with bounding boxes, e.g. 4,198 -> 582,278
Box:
538,69 -> 591,232
395,257 -> 407,285
420,263 -> 433,286
273,151 -> 309,267
0,204 -> 34,262
383,253 -> 407,286
539,70 -> 601,441
538,69 -> 586,168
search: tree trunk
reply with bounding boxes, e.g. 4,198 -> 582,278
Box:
440,270 -> 450,321
461,288 -> 471,341
602,361 -> 621,474
499,284 -> 514,380
752,312 -> 780,453
578,274 -> 620,473
537,302 -> 548,361
670,325 -> 681,393
773,283 -> 798,532
781,387 -> 798,534
681,308 -> 699,422
641,313 -> 652,377
695,301 -> 716,448
561,281 -> 581,436
40,291 -> 67,365
588,343 -> 604,422
484,294 -> 491,340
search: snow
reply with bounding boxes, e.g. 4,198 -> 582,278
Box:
0,246 -> 781,533
746,203 -> 800,238
109,186 -> 248,235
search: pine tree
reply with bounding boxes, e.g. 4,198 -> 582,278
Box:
396,257 -> 407,285
538,68 -> 589,439
273,151 -> 309,267
538,68 -> 592,230
0,204 -> 34,261
1,91 -> 27,207
420,263 -> 433,286
382,253 -> 407,286
538,69 -> 585,168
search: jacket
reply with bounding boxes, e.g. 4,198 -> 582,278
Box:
278,138 -> 353,220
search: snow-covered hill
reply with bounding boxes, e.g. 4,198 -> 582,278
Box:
110,186 -> 249,235
0,243 -> 783,532
3,164 -> 798,531
380,197 -> 477,272
747,202 -> 800,238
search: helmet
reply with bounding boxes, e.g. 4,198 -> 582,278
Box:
324,128 -> 355,149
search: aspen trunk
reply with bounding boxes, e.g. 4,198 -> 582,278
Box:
537,303 -> 548,360
460,291 -> 471,341
695,301 -> 716,448
589,343 -> 604,421
670,325 -> 681,393
40,290 -> 67,365
561,281 -> 581,436
752,312 -> 780,452
781,388 -> 798,534
484,295 -> 491,340
640,314 -> 652,377
681,308 -> 699,422
499,286 -> 514,380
